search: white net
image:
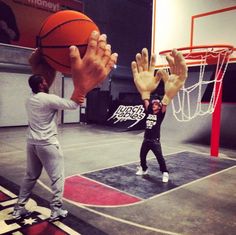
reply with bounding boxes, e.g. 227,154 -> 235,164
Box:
160,46 -> 233,122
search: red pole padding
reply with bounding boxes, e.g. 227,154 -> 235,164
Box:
211,69 -> 223,157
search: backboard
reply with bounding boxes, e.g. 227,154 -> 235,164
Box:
152,0 -> 236,67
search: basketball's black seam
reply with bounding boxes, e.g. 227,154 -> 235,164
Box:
39,19 -> 94,39
41,43 -> 88,68
42,54 -> 70,68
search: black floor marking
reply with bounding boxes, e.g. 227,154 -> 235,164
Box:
83,151 -> 235,199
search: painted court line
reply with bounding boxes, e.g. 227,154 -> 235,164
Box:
64,140 -> 138,151
0,150 -> 24,156
78,150 -> 185,175
64,174 -> 143,207
36,156 -> 235,235
63,138 -> 135,148
149,165 -> 235,200
0,186 -> 17,198
0,185 -> 81,235
64,198 -> 182,235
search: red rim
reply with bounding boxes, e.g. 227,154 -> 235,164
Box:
159,44 -> 234,60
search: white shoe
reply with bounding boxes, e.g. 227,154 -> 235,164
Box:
162,172 -> 169,182
49,208 -> 68,222
136,166 -> 148,175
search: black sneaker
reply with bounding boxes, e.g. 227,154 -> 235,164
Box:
12,206 -> 31,220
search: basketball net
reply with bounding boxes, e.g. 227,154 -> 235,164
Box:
159,45 -> 234,122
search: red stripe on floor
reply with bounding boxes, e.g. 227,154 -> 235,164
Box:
21,221 -> 68,235
0,191 -> 10,201
64,175 -> 141,206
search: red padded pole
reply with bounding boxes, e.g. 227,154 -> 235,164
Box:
210,69 -> 223,157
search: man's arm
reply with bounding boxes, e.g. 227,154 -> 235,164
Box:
142,99 -> 149,111
46,94 -> 79,110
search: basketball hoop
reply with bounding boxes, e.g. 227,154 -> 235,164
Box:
160,44 -> 234,157
159,44 -> 234,122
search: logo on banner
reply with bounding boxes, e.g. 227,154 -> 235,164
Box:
108,105 -> 145,128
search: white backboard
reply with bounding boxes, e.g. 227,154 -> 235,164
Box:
152,0 -> 236,67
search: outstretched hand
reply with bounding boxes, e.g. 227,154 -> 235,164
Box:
157,49 -> 188,105
70,31 -> 118,104
131,48 -> 160,100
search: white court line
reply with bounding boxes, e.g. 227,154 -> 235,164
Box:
37,180 -> 181,235
0,185 -> 81,235
37,164 -> 235,235
63,139 -> 139,150
218,155 -> 236,161
0,150 -> 24,156
63,140 -> 139,151
182,149 -> 236,161
62,174 -> 143,208
78,150 -> 185,175
0,186 -> 17,198
63,138 -> 136,148
64,198 -> 182,235
149,165 -> 235,200
0,198 -> 18,207
66,161 -> 236,208
38,178 -> 142,209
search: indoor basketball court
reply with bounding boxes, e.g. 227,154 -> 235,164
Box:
0,0 -> 236,235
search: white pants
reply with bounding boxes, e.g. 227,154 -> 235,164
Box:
17,143 -> 64,210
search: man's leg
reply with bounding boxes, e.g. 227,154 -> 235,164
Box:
139,140 -> 150,171
36,144 -> 64,209
13,143 -> 43,219
151,140 -> 168,173
36,144 -> 67,220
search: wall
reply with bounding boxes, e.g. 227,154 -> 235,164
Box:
0,72 -> 30,126
0,44 -> 80,126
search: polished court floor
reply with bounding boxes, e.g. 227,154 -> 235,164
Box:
0,124 -> 235,235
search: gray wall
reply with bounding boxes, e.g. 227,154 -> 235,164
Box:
0,72 -> 30,126
0,44 -> 80,126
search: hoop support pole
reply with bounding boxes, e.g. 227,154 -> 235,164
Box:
210,69 -> 223,157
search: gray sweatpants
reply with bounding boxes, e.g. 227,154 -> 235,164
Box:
17,143 -> 64,210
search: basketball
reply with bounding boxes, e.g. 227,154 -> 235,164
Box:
37,10 -> 99,74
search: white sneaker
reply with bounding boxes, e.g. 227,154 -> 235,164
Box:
136,166 -> 148,175
49,208 -> 68,222
162,172 -> 169,183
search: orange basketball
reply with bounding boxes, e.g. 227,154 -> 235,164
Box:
37,10 -> 99,74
